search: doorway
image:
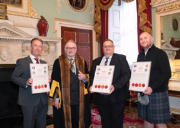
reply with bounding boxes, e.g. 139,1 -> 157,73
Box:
61,26 -> 93,70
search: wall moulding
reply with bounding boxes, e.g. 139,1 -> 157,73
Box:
0,22 -> 60,70
54,18 -> 98,59
151,0 -> 180,48
151,0 -> 178,7
155,2 -> 180,14
6,0 -> 38,18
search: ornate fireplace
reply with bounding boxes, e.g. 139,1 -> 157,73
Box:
0,20 -> 61,118
0,65 -> 22,119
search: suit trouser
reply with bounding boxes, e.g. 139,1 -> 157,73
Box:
21,102 -> 48,128
71,104 -> 79,128
53,105 -> 64,128
97,100 -> 126,128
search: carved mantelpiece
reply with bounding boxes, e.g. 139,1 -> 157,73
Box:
161,42 -> 179,59
0,22 -> 61,74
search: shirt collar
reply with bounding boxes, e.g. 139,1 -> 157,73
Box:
30,54 -> 39,60
67,55 -> 75,60
103,55 -> 112,59
141,44 -> 155,54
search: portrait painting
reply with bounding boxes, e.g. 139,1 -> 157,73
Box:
0,0 -> 22,7
67,0 -> 87,12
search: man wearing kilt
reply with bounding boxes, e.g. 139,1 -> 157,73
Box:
137,32 -> 171,128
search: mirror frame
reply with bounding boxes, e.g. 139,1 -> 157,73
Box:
151,0 -> 180,48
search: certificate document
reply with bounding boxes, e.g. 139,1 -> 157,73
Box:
92,66 -> 114,94
30,64 -> 50,94
129,62 -> 151,92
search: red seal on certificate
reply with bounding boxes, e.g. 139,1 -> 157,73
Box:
30,64 -> 50,94
129,62 -> 151,92
92,66 -> 114,94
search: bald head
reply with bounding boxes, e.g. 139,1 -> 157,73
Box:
139,32 -> 153,52
140,32 -> 152,38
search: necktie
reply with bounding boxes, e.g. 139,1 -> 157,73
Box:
69,59 -> 75,73
104,57 -> 109,66
34,58 -> 39,64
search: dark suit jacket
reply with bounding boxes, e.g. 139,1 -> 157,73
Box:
11,56 -> 48,106
90,53 -> 131,105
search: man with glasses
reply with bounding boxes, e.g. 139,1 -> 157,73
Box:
49,40 -> 92,128
89,39 -> 131,128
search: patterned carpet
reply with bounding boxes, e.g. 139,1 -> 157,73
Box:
91,106 -> 180,128
46,105 -> 180,128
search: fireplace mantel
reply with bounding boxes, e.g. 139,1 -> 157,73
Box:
0,22 -> 61,75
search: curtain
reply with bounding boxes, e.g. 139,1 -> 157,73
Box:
137,0 -> 152,53
94,0 -> 113,56
94,0 -> 136,56
94,5 -> 101,42
119,0 -> 138,66
100,10 -> 108,56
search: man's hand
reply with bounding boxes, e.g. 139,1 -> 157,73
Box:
48,76 -> 51,83
78,71 -> 86,80
26,78 -> 33,86
89,86 -> 93,93
109,85 -> 115,94
143,87 -> 153,95
54,100 -> 59,110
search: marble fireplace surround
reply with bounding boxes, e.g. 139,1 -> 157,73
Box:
0,21 -> 61,115
0,22 -> 61,73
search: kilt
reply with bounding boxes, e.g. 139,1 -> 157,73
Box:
138,91 -> 170,123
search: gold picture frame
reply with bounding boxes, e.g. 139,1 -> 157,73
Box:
0,0 -> 38,18
0,0 -> 22,8
0,4 -> 8,20
67,0 -> 88,12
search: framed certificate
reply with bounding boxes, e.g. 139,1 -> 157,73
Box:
30,64 -> 50,94
92,66 -> 114,94
129,62 -> 151,92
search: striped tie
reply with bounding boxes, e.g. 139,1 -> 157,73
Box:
69,59 -> 75,73
104,57 -> 109,66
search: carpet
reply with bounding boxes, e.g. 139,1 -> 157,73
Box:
46,105 -> 180,128
91,106 -> 180,128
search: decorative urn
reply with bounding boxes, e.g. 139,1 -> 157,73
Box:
37,16 -> 49,36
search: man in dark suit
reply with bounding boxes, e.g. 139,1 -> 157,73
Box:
11,38 -> 50,128
89,39 -> 131,128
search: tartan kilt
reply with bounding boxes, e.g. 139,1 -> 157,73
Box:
138,91 -> 170,123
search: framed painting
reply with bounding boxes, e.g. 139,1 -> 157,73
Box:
0,0 -> 22,8
67,0 -> 88,12
0,0 -> 37,18
0,3 -> 8,19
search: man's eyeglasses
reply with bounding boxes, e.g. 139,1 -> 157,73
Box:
103,45 -> 114,49
66,47 -> 76,50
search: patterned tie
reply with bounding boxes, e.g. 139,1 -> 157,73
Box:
104,57 -> 109,66
69,59 -> 75,73
34,58 -> 39,64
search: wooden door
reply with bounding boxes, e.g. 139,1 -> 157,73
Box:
61,26 -> 93,71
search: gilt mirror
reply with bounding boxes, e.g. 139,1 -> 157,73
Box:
151,0 -> 180,59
